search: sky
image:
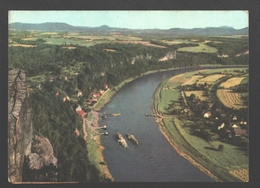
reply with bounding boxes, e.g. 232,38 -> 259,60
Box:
9,11 -> 248,29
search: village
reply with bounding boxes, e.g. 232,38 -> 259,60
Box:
153,67 -> 249,182
175,69 -> 248,148
163,70 -> 249,153
72,83 -> 110,139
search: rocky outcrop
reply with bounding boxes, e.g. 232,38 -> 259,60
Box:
8,69 -> 57,183
8,69 -> 32,182
159,51 -> 176,62
29,135 -> 57,170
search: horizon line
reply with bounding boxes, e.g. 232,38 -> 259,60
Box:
9,22 -> 249,30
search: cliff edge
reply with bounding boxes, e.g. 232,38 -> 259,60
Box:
8,69 -> 57,183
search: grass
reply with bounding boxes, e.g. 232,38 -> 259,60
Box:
85,129 -> 106,180
184,91 -> 209,101
182,75 -> 203,86
90,89 -> 116,111
198,64 -> 224,67
115,40 -> 166,48
161,39 -> 189,44
197,74 -> 226,85
65,34 -> 143,41
87,112 -> 93,122
43,38 -> 107,47
159,84 -> 181,114
198,68 -> 247,75
177,43 -> 218,53
240,75 -> 249,85
18,33 -> 144,48
8,44 -> 37,47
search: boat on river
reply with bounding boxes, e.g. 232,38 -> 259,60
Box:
102,113 -> 107,119
126,134 -> 139,145
112,113 -> 121,116
117,132 -> 127,147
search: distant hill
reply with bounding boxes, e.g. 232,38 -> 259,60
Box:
9,22 -> 248,37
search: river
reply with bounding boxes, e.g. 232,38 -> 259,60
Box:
98,66 -> 247,182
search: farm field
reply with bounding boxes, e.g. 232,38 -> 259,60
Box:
62,46 -> 77,49
184,90 -> 209,102
216,89 -> 246,109
115,40 -> 166,48
40,32 -> 59,35
177,43 -> 218,53
229,168 -> 249,182
219,76 -> 247,88
43,38 -> 112,47
9,32 -> 168,48
161,39 -> 190,44
8,44 -> 37,47
182,75 -> 203,86
197,74 -> 226,85
64,34 -> 143,41
196,68 -> 247,75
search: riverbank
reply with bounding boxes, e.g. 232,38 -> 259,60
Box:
153,68 -> 248,182
84,110 -> 114,181
86,67 -> 181,181
86,66 -> 248,182
89,67 -> 179,111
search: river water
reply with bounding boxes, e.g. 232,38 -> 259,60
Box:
98,66 -> 247,182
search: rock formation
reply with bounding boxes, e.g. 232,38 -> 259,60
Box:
8,69 -> 57,183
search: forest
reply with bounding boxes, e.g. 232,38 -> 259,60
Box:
9,34 -> 248,182
22,89 -> 103,182
207,37 -> 248,56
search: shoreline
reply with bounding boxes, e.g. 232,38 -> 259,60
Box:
84,110 -> 114,181
151,79 -> 219,180
152,92 -> 221,182
86,65 -> 248,182
87,67 -> 181,181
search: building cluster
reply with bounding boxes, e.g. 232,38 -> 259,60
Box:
183,89 -> 248,144
86,84 -> 109,106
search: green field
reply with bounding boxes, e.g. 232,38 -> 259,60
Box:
11,32 -> 144,48
44,38 -> 114,47
177,43 -> 218,53
240,75 -> 249,85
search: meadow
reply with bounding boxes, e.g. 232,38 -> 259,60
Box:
177,43 -> 218,53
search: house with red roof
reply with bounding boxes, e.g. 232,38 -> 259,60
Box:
75,105 -> 85,117
76,110 -> 85,117
92,92 -> 101,98
233,128 -> 247,137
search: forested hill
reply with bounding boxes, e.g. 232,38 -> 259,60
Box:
9,22 -> 248,37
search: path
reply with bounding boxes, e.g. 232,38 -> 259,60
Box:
82,110 -> 100,141
90,89 -> 110,109
145,113 -> 171,119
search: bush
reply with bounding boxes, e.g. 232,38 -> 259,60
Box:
218,144 -> 224,151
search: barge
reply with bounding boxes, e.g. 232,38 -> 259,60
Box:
126,134 -> 139,145
117,132 -> 127,147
